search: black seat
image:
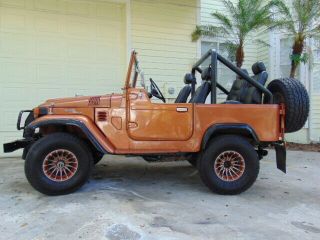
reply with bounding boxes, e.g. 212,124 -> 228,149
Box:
175,73 -> 196,103
241,62 -> 268,104
226,62 -> 268,104
189,67 -> 211,103
175,86 -> 191,103
226,69 -> 249,102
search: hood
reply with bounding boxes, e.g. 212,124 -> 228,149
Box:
39,94 -> 122,108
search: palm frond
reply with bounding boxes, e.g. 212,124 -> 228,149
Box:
191,25 -> 229,42
270,20 -> 297,34
191,0 -> 320,67
211,12 -> 233,31
253,39 -> 270,47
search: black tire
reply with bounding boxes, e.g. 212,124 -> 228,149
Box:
266,78 -> 309,133
187,159 -> 197,167
187,153 -> 199,168
93,151 -> 104,165
198,135 -> 259,195
25,133 -> 93,195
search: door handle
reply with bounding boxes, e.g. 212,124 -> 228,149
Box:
176,107 -> 188,112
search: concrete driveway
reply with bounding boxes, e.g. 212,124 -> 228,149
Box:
0,150 -> 319,240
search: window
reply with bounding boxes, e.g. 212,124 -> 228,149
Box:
201,41 -> 236,92
279,38 -> 300,79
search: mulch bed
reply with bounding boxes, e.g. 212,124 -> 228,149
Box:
286,142 -> 320,152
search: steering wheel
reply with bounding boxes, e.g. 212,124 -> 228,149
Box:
150,78 -> 166,103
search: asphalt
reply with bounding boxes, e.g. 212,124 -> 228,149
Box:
0,150 -> 319,240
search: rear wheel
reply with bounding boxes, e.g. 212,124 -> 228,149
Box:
25,133 -> 93,195
198,135 -> 259,195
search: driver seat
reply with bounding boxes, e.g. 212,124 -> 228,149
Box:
175,73 -> 196,103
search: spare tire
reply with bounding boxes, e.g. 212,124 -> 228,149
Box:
266,78 -> 309,133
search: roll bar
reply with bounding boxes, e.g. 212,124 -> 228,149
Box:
191,49 -> 274,104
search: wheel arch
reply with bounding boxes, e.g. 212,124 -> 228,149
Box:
24,118 -> 111,155
201,124 -> 260,150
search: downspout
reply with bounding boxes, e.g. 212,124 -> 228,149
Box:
307,38 -> 313,143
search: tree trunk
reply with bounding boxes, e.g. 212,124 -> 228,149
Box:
290,62 -> 298,78
290,34 -> 304,78
236,41 -> 244,68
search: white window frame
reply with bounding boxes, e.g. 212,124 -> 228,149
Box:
200,39 -> 237,102
270,31 -> 312,129
271,33 -> 307,82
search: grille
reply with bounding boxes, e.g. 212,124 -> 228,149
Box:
97,111 -> 108,122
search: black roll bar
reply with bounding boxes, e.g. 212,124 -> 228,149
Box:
192,49 -> 273,104
195,67 -> 229,95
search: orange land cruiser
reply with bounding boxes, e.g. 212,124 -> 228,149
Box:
3,50 -> 309,196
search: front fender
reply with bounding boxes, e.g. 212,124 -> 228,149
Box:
202,123 -> 260,149
25,115 -> 115,154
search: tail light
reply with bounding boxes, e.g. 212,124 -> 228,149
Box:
279,104 -> 285,141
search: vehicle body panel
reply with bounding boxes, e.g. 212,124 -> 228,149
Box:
26,87 -> 281,155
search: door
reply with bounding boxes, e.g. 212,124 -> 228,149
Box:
128,90 -> 194,141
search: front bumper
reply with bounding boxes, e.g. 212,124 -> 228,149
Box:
3,138 -> 33,153
3,110 -> 35,154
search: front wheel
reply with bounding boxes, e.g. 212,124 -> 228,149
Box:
25,133 -> 93,195
198,135 -> 259,195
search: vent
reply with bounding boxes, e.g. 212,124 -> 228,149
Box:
97,111 -> 108,122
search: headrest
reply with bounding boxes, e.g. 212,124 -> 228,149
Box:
239,69 -> 249,79
201,67 -> 211,81
184,73 -> 196,84
252,62 -> 266,75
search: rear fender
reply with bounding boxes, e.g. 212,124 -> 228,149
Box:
25,115 -> 115,154
202,124 -> 260,149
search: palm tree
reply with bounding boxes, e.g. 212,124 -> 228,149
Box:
276,0 -> 320,78
192,0 -> 284,68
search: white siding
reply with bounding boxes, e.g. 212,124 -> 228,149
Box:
311,95 -> 320,142
131,0 -> 197,99
0,0 -> 127,155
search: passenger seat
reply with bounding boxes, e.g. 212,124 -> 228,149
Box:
225,62 -> 268,104
226,69 -> 249,102
241,62 -> 268,104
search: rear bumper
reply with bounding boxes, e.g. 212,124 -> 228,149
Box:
3,139 -> 33,153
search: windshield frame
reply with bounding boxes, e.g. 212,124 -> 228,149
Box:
124,51 -> 145,89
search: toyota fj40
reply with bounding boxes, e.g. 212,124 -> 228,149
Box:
3,50 -> 309,195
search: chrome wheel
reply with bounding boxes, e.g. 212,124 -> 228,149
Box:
42,149 -> 78,182
214,151 -> 245,182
